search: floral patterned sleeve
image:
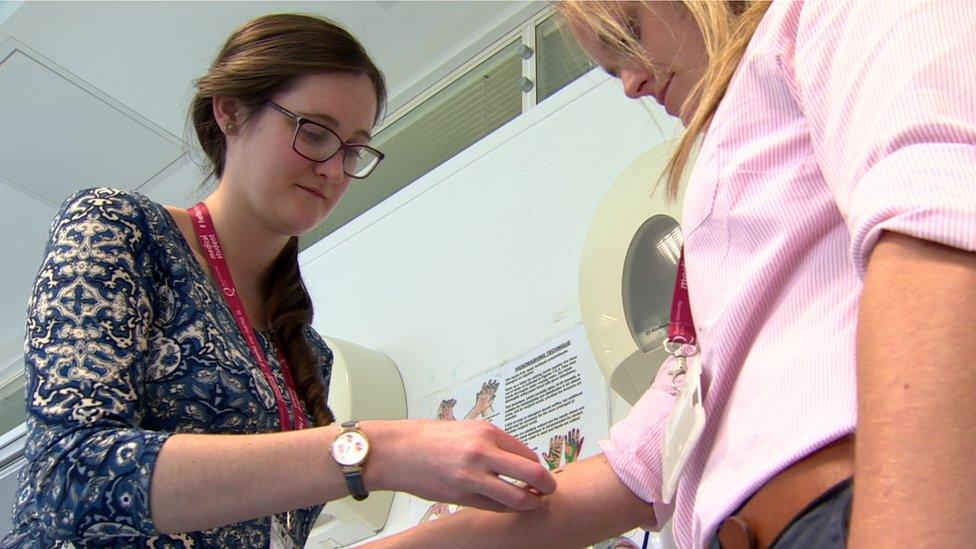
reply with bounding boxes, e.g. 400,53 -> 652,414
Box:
17,188 -> 172,541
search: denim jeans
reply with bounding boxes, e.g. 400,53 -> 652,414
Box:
709,478 -> 853,548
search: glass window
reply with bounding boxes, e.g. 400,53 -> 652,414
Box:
0,373 -> 25,436
536,14 -> 595,103
298,13 -> 598,250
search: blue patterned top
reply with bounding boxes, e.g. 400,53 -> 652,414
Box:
4,188 -> 333,548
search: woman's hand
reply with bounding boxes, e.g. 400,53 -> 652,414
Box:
363,419 -> 556,512
362,454 -> 657,549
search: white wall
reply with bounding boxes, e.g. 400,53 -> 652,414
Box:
300,69 -> 682,542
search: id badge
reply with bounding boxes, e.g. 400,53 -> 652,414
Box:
660,355 -> 706,505
270,516 -> 297,549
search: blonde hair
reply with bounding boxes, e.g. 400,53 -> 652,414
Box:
559,1 -> 771,199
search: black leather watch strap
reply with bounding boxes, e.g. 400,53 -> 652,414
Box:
344,469 -> 369,501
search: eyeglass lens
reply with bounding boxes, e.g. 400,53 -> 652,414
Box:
295,122 -> 380,178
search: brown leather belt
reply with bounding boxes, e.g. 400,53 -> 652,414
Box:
717,436 -> 855,549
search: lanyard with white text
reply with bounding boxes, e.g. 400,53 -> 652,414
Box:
660,247 -> 706,504
665,248 -> 698,380
188,202 -> 308,431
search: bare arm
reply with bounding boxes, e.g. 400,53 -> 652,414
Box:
151,425 -> 339,533
150,419 -> 556,534
851,231 -> 976,546
364,454 -> 655,549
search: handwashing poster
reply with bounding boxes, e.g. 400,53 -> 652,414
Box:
409,324 -> 610,523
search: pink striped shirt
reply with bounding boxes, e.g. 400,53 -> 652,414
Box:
598,1 -> 976,547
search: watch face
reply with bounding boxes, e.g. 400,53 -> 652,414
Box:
332,431 -> 369,466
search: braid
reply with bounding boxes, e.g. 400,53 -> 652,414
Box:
265,237 -> 334,427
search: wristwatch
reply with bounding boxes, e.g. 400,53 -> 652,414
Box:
330,420 -> 370,501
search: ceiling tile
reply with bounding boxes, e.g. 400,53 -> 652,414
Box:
0,43 -> 184,207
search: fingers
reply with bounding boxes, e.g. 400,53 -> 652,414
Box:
469,474 -> 544,511
491,427 -> 543,464
458,493 -> 514,513
419,418 -> 564,506
461,424 -> 556,495
488,446 -> 557,496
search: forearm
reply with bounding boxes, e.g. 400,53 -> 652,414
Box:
364,454 -> 654,549
150,420 -> 403,534
852,231 -> 976,547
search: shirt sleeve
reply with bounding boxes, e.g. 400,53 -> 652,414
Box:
598,354 -> 678,519
18,188 -> 171,541
791,0 -> 976,277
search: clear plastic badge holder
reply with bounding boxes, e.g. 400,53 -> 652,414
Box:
270,515 -> 297,549
660,340 -> 706,505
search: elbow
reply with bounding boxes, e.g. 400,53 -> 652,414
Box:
32,469 -> 157,541
22,431 -> 161,542
24,463 -> 91,541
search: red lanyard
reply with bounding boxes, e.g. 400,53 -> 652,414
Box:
188,202 -> 308,431
667,248 -> 697,349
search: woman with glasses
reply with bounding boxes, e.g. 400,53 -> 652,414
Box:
4,13 -> 554,548
366,1 -> 976,548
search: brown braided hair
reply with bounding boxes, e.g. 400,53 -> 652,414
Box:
190,13 -> 387,426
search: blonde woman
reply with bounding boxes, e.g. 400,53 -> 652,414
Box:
368,1 -> 976,548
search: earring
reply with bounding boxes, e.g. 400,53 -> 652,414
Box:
225,122 -> 237,134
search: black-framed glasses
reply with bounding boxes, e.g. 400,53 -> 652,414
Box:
265,100 -> 385,179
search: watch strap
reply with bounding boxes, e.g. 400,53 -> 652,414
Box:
343,467 -> 369,501
335,420 -> 369,500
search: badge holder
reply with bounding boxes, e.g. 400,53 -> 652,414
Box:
659,251 -> 707,505
660,341 -> 706,504
270,514 -> 297,549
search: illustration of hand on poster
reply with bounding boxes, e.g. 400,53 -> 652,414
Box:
432,379 -> 500,423
411,325 -> 610,526
419,501 -> 463,523
435,398 -> 457,421
468,379 -> 499,420
564,427 -> 585,463
542,434 -> 564,471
